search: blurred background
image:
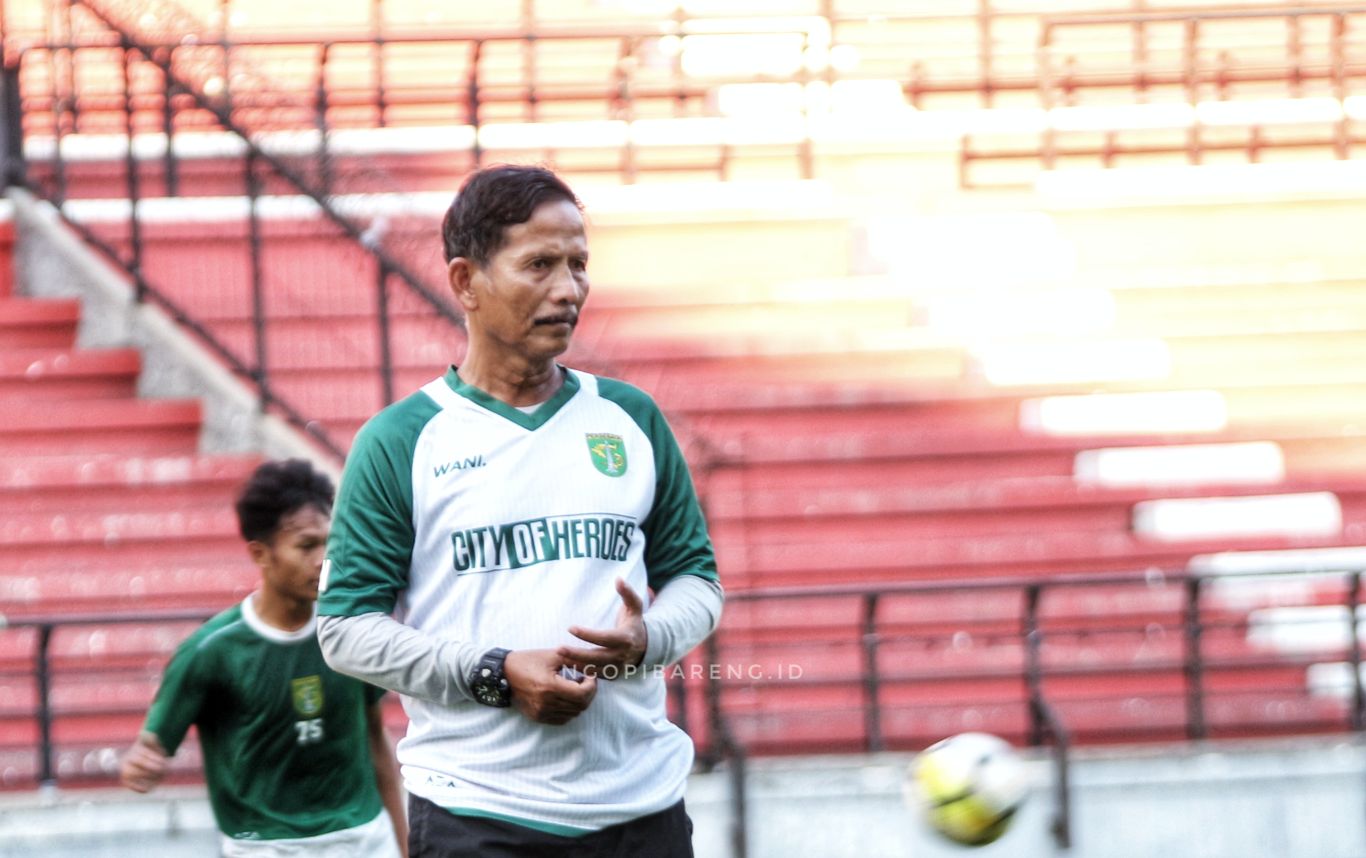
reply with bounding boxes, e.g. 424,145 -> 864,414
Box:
3,0 -> 1366,855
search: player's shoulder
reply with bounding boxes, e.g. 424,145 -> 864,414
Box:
177,603 -> 248,657
584,372 -> 662,417
353,385 -> 445,451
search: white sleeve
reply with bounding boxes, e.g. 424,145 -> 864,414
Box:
318,613 -> 483,705
641,575 -> 724,668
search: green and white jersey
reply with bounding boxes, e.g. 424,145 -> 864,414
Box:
320,367 -> 719,833
144,597 -> 386,842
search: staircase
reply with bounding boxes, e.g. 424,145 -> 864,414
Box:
0,210 -> 267,786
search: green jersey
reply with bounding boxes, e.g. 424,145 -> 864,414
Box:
144,597 -> 385,841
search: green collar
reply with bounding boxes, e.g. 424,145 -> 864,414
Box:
442,366 -> 580,430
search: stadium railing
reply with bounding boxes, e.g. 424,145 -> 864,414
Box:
0,606 -> 696,791
704,568 -> 1366,753
1,6 -> 467,459
15,2 -> 1357,194
963,4 -> 1366,183
6,2 -> 1362,457
11,565 -> 1366,852
700,566 -> 1366,850
0,608 -> 215,789
0,1 -> 835,458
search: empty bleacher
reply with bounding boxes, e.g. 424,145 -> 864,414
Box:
5,0 -> 1366,793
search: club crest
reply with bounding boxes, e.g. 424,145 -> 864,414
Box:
291,675 -> 324,717
586,433 -> 627,477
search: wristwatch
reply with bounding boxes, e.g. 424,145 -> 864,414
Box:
469,648 -> 512,708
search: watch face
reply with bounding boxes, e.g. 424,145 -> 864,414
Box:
472,659 -> 510,707
475,685 -> 501,706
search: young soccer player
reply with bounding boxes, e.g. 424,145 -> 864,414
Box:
120,458 -> 407,857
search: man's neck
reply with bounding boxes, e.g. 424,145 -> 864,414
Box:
457,349 -> 563,407
251,591 -> 314,632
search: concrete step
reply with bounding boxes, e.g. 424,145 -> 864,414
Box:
0,298 -> 81,350
0,399 -> 203,456
710,425 -> 1366,472
715,530 -> 1366,589
0,348 -> 141,401
708,476 -> 1366,543
0,564 -> 254,616
0,620 -> 203,668
0,508 -> 238,572
0,454 -> 262,515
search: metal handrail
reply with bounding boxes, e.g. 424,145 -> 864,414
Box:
3,609 -> 214,788
703,631 -> 749,858
75,0 -> 455,323
1044,5 -> 1366,29
5,2 -> 810,460
1024,584 -> 1073,849
4,50 -> 355,457
7,564 -> 1366,858
705,566 -> 1366,851
4,5 -> 473,458
1030,4 -> 1366,173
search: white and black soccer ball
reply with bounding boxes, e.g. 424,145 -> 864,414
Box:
906,732 -> 1029,847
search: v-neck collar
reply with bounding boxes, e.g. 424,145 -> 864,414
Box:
443,365 -> 580,430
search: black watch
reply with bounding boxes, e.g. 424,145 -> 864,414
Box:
470,648 -> 512,708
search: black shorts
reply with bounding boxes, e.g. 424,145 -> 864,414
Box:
408,793 -> 695,858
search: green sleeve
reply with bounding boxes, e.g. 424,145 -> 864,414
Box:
142,631 -> 213,755
598,378 -> 720,590
319,391 -> 439,616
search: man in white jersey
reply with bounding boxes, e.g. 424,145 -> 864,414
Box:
318,164 -> 724,857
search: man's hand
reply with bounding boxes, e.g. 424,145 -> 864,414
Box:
558,578 -> 648,680
503,649 -> 598,725
119,733 -> 169,793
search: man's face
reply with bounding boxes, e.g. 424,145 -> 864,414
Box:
455,198 -> 590,364
255,505 -> 330,603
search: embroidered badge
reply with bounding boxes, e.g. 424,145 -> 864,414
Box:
586,433 -> 628,477
291,675 -> 324,717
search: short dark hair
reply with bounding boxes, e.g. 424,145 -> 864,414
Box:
234,458 -> 335,543
441,164 -> 581,266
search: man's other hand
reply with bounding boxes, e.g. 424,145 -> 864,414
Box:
558,578 -> 648,679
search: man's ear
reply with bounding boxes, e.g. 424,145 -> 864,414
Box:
246,539 -> 272,572
448,257 -> 478,312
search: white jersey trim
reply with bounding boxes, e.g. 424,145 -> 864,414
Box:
240,595 -> 318,644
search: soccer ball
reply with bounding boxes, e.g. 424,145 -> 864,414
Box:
907,732 -> 1029,847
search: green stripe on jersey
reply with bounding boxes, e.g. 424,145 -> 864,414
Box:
444,806 -> 595,838
320,387 -> 441,616
596,377 -> 719,590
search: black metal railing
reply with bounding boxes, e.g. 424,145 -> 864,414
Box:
2,2 -> 842,458
0,605 -> 700,791
1023,584 -> 1072,850
12,1 -> 1364,197
3,609 -> 213,788
6,2 -> 1361,454
3,2 -> 471,459
8,566 -> 1366,851
702,566 -> 1366,850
